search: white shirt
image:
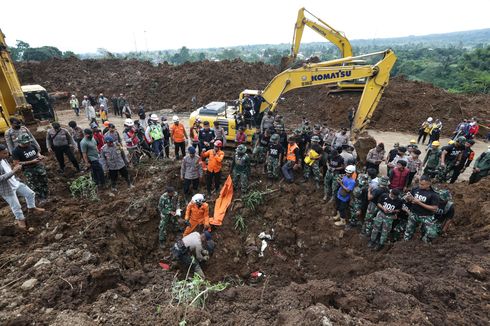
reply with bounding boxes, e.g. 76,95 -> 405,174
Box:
1,160 -> 20,190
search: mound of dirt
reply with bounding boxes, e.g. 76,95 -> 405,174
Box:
17,58 -> 489,136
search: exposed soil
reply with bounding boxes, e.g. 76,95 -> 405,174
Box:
17,58 -> 489,136
0,58 -> 488,325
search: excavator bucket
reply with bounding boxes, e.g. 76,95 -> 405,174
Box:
209,175 -> 234,226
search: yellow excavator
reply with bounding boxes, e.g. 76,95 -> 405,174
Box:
0,28 -> 55,134
190,49 -> 397,142
281,7 -> 365,90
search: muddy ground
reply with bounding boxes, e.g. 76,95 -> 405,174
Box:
0,58 -> 488,325
17,58 -> 489,137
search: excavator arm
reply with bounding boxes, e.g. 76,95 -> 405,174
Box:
240,49 -> 397,133
284,8 -> 353,68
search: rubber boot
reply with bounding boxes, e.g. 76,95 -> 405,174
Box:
332,213 -> 341,221
334,218 -> 346,227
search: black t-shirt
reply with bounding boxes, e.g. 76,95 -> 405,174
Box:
12,145 -> 39,162
268,143 -> 284,159
259,134 -> 270,147
328,154 -> 344,171
311,143 -> 323,156
441,145 -> 462,162
371,187 -> 388,204
409,187 -> 439,216
198,129 -> 216,144
435,202 -> 455,222
378,193 -> 403,214
388,148 -> 398,163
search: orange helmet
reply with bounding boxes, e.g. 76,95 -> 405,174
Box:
103,121 -> 110,127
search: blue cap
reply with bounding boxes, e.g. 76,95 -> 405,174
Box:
188,146 -> 196,154
104,135 -> 114,142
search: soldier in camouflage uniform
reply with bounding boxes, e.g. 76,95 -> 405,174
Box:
436,137 -> 465,183
302,136 -> 322,188
11,134 -> 49,200
426,189 -> 454,238
361,176 -> 389,236
403,176 -> 440,242
348,174 -> 368,228
266,134 -> 283,180
158,186 -> 180,248
253,129 -> 270,164
422,140 -> 441,178
232,145 -> 251,193
323,148 -> 345,202
368,188 -> 403,250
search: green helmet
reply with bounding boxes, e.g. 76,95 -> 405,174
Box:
236,144 -> 247,154
378,176 -> 390,187
456,136 -> 466,144
293,128 -> 302,135
311,135 -> 320,143
270,133 -> 280,142
18,134 -> 31,144
438,189 -> 452,202
357,174 -> 369,186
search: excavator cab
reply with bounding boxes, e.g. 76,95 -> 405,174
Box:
22,85 -> 55,121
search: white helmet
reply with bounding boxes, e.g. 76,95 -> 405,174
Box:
427,117 -> 433,122
150,114 -> 159,121
172,115 -> 179,122
192,194 -> 205,204
345,165 -> 356,174
124,119 -> 134,126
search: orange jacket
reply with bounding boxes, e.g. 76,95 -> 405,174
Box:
286,143 -> 299,162
185,202 -> 209,226
202,149 -> 224,173
170,123 -> 186,143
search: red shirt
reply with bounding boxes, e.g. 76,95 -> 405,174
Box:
390,167 -> 409,190
93,132 -> 104,151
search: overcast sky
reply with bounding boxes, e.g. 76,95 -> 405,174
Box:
2,0 -> 489,53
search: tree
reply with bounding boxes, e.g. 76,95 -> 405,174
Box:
22,46 -> 62,61
10,40 -> 30,61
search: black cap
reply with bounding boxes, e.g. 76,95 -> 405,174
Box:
83,128 -> 93,135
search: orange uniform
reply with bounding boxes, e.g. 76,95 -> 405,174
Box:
201,149 -> 224,173
170,123 -> 186,143
183,202 -> 210,236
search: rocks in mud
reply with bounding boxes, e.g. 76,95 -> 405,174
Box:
21,278 -> 38,291
54,233 -> 63,240
33,258 -> 51,269
467,264 -> 486,280
65,248 -> 79,258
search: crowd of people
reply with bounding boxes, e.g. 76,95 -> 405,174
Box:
1,97 -> 489,277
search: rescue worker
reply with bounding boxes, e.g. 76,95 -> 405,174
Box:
368,188 -> 403,250
213,121 -> 227,148
232,144 -> 251,193
198,121 -> 215,153
0,144 -> 45,229
12,134 -> 49,201
190,119 -> 201,150
361,176 -> 389,236
323,147 -> 345,202
266,134 -> 284,180
253,128 -> 270,164
386,142 -> 400,176
333,165 -> 357,227
158,186 -> 180,248
160,116 -> 171,158
331,129 -> 349,149
469,146 -> 490,184
171,231 -> 214,279
302,135 -> 323,188
403,175 -> 439,242
366,143 -> 385,174
70,94 -> 80,116
433,189 -> 454,236
387,146 -> 408,170
407,139 -> 418,154
100,135 -> 133,192
145,114 -> 164,158
406,149 -> 422,186
122,119 -> 140,164
4,118 -> 41,154
348,174 -> 369,229
242,94 -> 255,129
181,146 -> 203,197
260,111 -> 275,134
423,141 -> 441,178
282,136 -> 300,183
170,115 -> 188,160
80,129 -> 105,187
46,122 -> 80,173
183,194 -> 210,237
117,94 -> 126,118
417,117 -> 433,144
68,120 -> 84,159
437,136 -> 465,183
201,140 -> 224,196
449,139 -> 475,183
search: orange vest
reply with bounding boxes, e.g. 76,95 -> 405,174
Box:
286,143 -> 298,162
202,149 -> 224,173
171,123 -> 186,142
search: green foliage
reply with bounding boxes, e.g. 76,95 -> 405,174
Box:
243,190 -> 265,211
234,215 -> 246,232
171,274 -> 228,309
69,175 -> 98,201
23,46 -> 62,61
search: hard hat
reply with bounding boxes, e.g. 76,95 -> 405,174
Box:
270,133 -> 280,142
431,141 -> 440,147
104,135 -> 114,142
192,194 -> 205,204
410,139 -> 416,144
71,94 -> 75,98
293,128 -> 302,135
100,104 -> 105,107
236,144 -> 247,154
311,135 -> 320,143
427,117 -> 433,122
172,115 -> 179,122
18,134 -> 31,144
438,189 -> 451,202
345,165 -> 356,174
124,119 -> 134,126
150,114 -> 159,121
103,121 -> 110,127
214,140 -> 223,148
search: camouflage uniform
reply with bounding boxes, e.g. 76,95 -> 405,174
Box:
267,157 -> 280,179
253,146 -> 267,164
423,148 -> 441,178
304,160 -> 321,182
24,164 -> 48,200
158,192 -> 179,244
324,170 -> 341,198
361,180 -> 389,236
232,152 -> 251,192
390,202 -> 409,241
404,212 -> 437,243
349,175 -> 368,226
436,162 -> 456,183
